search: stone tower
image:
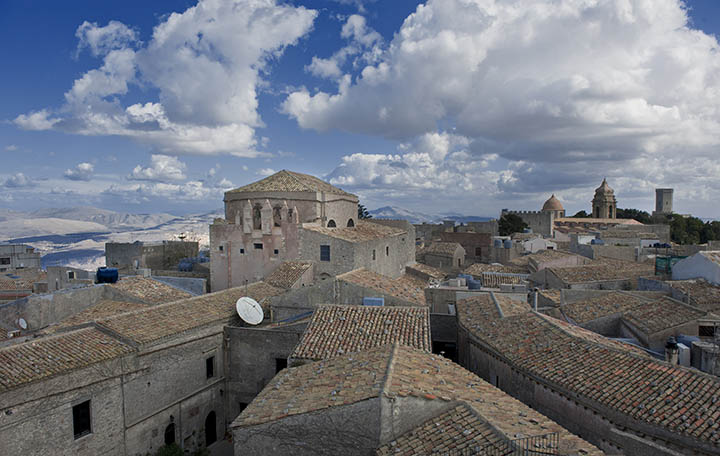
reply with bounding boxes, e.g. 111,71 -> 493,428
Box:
541,194 -> 565,218
592,179 -> 617,219
654,188 -> 673,215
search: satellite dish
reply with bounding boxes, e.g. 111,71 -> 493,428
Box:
236,297 -> 263,325
17,318 -> 27,330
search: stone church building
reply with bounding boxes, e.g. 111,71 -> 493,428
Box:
210,170 -> 415,291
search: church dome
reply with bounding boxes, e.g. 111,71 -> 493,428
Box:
542,194 -> 564,212
595,178 -> 614,195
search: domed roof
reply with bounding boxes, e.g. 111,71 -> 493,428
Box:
595,178 -> 614,195
542,194 -> 564,212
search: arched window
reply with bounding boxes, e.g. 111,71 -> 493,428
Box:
347,218 -> 355,227
327,219 -> 337,228
205,411 -> 217,446
273,206 -> 282,227
164,423 -> 175,445
253,205 -> 262,230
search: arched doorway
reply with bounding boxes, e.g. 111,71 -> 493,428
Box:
164,423 -> 175,445
205,411 -> 217,447
347,218 -> 355,227
327,219 -> 336,228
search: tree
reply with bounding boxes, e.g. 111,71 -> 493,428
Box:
616,208 -> 652,224
498,213 -> 528,236
571,210 -> 589,218
358,203 -> 372,219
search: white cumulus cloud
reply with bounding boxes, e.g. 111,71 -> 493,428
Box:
63,162 -> 95,181
15,0 -> 317,157
2,173 -> 35,188
129,155 -> 187,182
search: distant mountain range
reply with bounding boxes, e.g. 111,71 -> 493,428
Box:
0,206 -> 222,270
368,206 -> 494,224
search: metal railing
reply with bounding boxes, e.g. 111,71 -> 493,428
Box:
457,432 -> 560,456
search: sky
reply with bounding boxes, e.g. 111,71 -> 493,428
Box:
2,0 -> 720,218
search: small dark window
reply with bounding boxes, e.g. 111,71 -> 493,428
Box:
475,247 -> 482,256
239,248 -> 245,254
164,423 -> 176,445
347,219 -> 355,227
320,245 -> 330,262
372,249 -> 376,260
238,402 -> 248,413
273,249 -> 279,255
218,245 -> 224,252
206,356 -> 215,379
386,246 -> 389,256
700,326 -> 715,337
327,219 -> 336,228
73,400 -> 92,439
254,243 -> 263,250
68,271 -> 75,279
0,258 -> 10,265
276,357 -> 287,373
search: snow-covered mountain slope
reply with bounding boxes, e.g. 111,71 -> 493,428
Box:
368,206 -> 441,224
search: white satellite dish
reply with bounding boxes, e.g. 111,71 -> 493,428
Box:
236,297 -> 263,325
17,318 -> 27,330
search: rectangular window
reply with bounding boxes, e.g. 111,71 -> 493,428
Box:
253,243 -> 263,250
0,258 -> 10,265
73,400 -> 92,439
475,247 -> 482,256
218,245 -> 224,252
276,357 -> 287,373
700,326 -> 715,338
386,246 -> 389,256
320,245 -> 330,262
68,271 -> 75,279
273,249 -> 279,255
206,356 -> 215,379
239,248 -> 245,254
372,250 -> 376,260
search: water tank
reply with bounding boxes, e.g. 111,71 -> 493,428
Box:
458,273 -> 473,281
503,239 -> 513,249
96,267 -> 119,284
676,334 -> 700,347
590,239 -> 605,245
468,279 -> 483,290
494,239 -> 503,248
523,228 -> 533,234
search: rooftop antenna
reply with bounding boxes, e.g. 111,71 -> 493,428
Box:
236,297 -> 263,325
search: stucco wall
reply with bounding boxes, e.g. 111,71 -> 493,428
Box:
152,275 -> 206,295
673,254 -> 720,285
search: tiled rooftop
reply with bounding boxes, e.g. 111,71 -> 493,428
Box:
98,282 -> 282,345
338,269 -> 427,306
264,261 -> 312,290
623,297 -> 707,335
600,230 -> 659,239
290,305 -> 431,361
236,344 -> 601,455
227,169 -> 355,196
465,263 -> 529,275
49,300 -> 149,332
559,292 -> 651,325
549,258 -> 654,283
303,220 -> 406,243
665,279 -> 720,312
457,294 -> 720,445
424,241 -> 462,256
0,327 -> 134,392
481,272 -> 529,288
554,217 -> 643,225
110,276 -> 192,304
375,404 -> 506,455
405,263 -> 446,280
0,269 -> 46,291
494,294 -> 530,317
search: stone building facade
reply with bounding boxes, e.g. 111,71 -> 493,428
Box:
210,171 -> 414,290
0,244 -> 41,272
105,241 -> 199,272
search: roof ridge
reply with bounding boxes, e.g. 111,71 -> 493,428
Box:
283,170 -> 311,191
381,342 -> 400,399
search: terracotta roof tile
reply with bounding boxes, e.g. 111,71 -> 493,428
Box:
291,305 -> 431,361
236,344 -> 602,455
338,269 -> 427,306
227,170 -> 355,197
98,282 -> 282,345
48,300 -> 149,332
549,258 -> 654,283
0,327 -> 134,392
302,220 -> 406,243
424,241 -> 462,256
465,263 -> 528,275
265,261 -> 312,289
666,279 -> 720,312
110,276 -> 192,304
405,263 -> 446,280
457,294 -> 720,445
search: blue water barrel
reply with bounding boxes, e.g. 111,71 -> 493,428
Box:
591,239 -> 605,245
458,273 -> 472,281
523,228 -> 533,233
494,239 -> 503,248
503,239 -> 513,249
468,279 -> 483,290
96,267 -> 119,284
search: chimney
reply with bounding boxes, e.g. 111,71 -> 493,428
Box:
665,336 -> 679,365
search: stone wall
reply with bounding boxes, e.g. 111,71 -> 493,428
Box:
152,276 -> 206,295
501,210 -> 554,237
439,232 -> 491,264
106,241 -> 198,272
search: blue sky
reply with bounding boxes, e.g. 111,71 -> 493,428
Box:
2,0 -> 720,218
